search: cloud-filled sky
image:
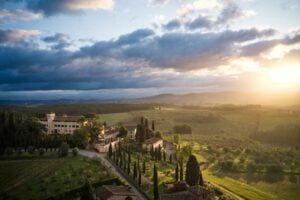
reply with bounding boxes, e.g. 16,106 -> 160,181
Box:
0,0 -> 300,100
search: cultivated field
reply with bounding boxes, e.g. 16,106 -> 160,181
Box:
0,155 -> 115,199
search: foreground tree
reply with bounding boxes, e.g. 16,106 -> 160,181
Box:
81,179 -> 96,200
185,154 -> 200,186
153,164 -> 159,200
108,143 -> 113,159
175,162 -> 179,182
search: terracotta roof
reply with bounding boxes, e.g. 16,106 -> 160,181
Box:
143,137 -> 163,145
40,115 -> 82,122
95,185 -> 137,200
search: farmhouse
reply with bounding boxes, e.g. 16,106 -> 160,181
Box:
95,185 -> 137,200
163,140 -> 176,159
40,113 -> 85,134
142,137 -> 163,150
123,124 -> 137,140
93,127 -> 120,153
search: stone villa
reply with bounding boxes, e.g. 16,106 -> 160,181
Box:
40,113 -> 85,134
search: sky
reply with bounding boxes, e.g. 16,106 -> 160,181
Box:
0,0 -> 300,100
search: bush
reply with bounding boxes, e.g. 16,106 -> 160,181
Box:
4,147 -> 13,155
16,147 -> 23,155
28,146 -> 35,154
58,142 -> 69,157
72,147 -> 79,157
38,148 -> 45,156
266,164 -> 283,174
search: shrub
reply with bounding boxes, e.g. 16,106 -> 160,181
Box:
28,146 -> 35,154
266,164 -> 283,174
16,147 -> 23,155
4,147 -> 13,155
72,147 -> 79,157
58,142 -> 69,157
38,148 -> 45,156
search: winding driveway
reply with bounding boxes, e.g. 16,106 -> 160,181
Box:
78,149 -> 148,200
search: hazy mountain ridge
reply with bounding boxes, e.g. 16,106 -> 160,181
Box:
1,91 -> 300,106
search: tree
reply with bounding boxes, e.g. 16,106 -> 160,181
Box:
58,142 -> 69,157
173,134 -> 180,145
72,129 -> 89,149
169,154 -> 173,164
118,126 -> 128,138
138,170 -> 142,186
72,147 -> 79,157
163,151 -> 166,161
143,160 -> 146,174
127,159 -> 131,175
185,154 -> 200,186
175,162 -> 179,182
81,178 -> 96,200
180,161 -> 183,181
108,144 -> 113,159
153,164 -> 159,200
133,161 -> 137,179
152,120 -> 155,131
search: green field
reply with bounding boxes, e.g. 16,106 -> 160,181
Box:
99,106 -> 300,200
0,156 -> 115,199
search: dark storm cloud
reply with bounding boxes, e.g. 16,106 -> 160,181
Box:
0,27 -> 277,91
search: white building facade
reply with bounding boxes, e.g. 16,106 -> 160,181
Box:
40,113 -> 84,134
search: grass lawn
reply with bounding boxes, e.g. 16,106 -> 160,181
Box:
0,156 -> 115,199
203,171 -> 277,200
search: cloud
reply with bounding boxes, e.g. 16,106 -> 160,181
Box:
116,28 -> 155,45
43,33 -> 71,50
185,15 -> 213,30
1,0 -> 114,16
0,29 -> 40,44
162,19 -> 181,31
148,0 -> 169,5
0,26 -> 293,93
0,9 -> 41,22
178,0 -> 222,17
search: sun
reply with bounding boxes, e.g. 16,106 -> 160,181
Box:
266,65 -> 300,91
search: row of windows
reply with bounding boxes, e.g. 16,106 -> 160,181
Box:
54,129 -> 73,133
54,124 -> 79,128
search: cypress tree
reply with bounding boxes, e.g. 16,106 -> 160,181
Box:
145,118 -> 149,129
153,164 -> 159,200
158,145 -> 162,161
180,161 -> 183,181
143,160 -> 146,174
199,168 -> 204,186
185,154 -> 200,186
133,161 -> 137,179
169,154 -> 173,164
108,143 -> 113,159
138,170 -> 142,186
152,120 -> 155,131
81,179 -> 96,200
163,151 -> 166,162
127,160 -> 131,175
175,162 -> 179,182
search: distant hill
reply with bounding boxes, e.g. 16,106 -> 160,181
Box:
131,91 -> 300,106
1,91 -> 300,106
